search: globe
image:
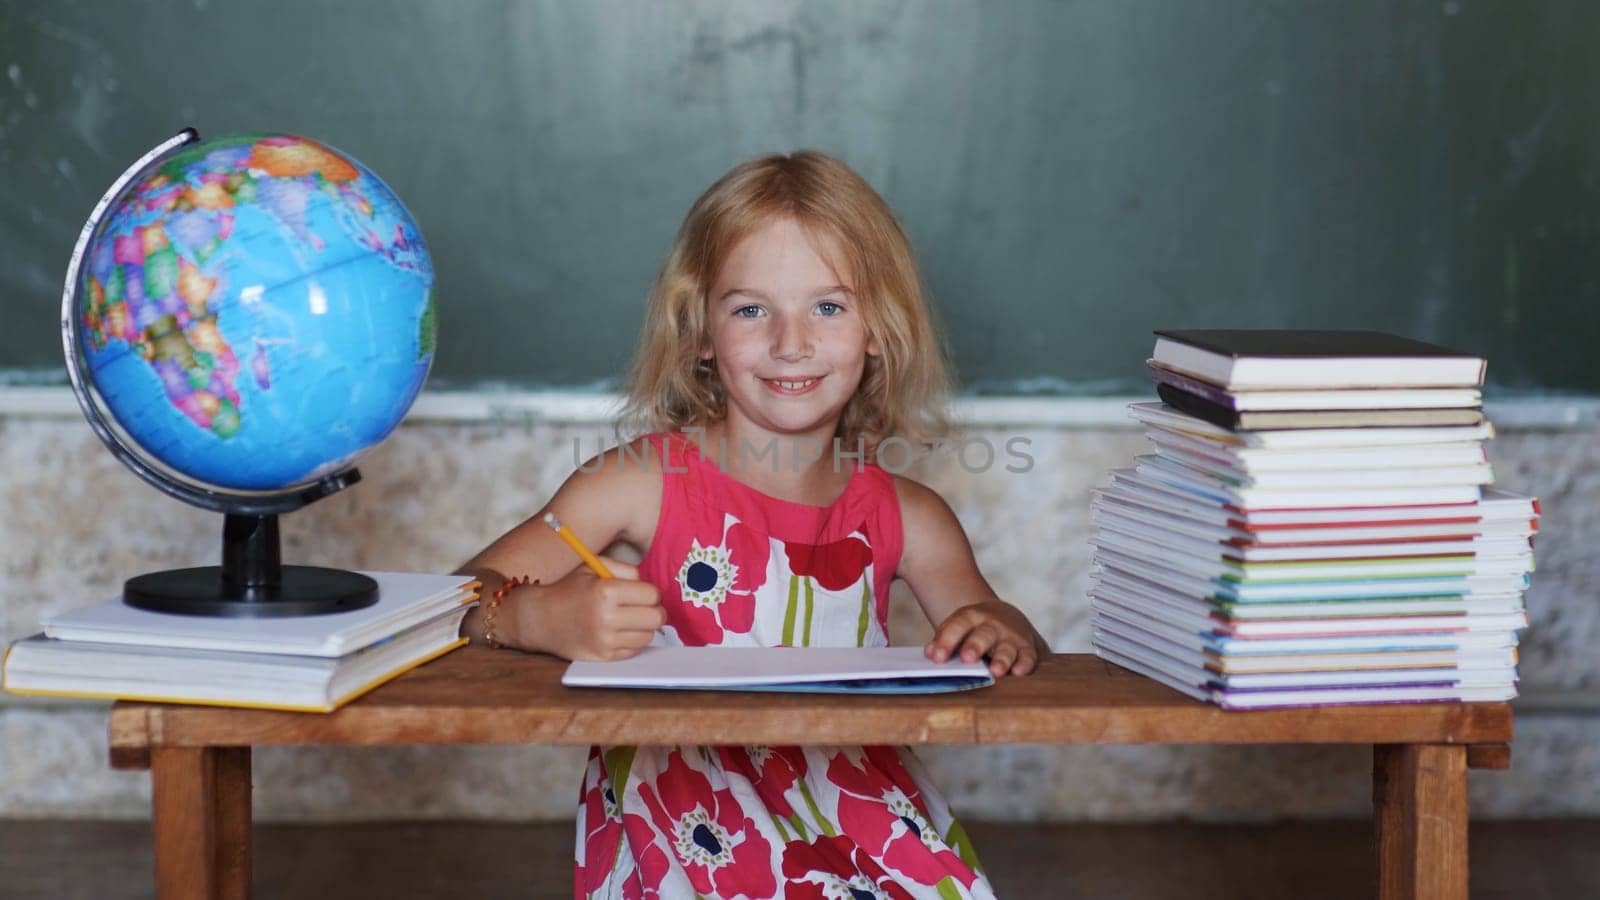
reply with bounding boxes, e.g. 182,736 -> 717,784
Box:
71,131 -> 435,493
61,129 -> 435,616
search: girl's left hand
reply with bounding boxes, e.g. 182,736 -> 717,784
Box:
925,600 -> 1049,678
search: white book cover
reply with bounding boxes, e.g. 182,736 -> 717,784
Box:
1146,447 -> 1495,489
1090,571 -> 1526,621
42,571 -> 479,658
1091,589 -> 1528,638
1096,483 -> 1537,544
1104,473 -> 1536,527
1090,528 -> 1533,580
1142,427 -> 1489,472
1098,508 -> 1535,560
1089,613 -> 1518,672
1127,402 -> 1496,449
1091,546 -> 1531,598
1128,461 -> 1483,510
563,646 -> 994,693
1089,601 -> 1520,655
1088,576 -> 1510,634
1093,628 -> 1516,690
1211,683 -> 1517,710
1094,640 -> 1516,709
1091,506 -> 1531,562
1136,456 -> 1489,506
4,607 -> 471,712
1222,522 -> 1537,547
1094,636 -> 1518,709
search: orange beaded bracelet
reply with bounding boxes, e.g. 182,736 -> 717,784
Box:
482,575 -> 532,649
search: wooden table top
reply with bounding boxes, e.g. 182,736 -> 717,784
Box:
108,648 -> 1512,755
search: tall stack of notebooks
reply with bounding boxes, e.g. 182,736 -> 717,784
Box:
2,571 -> 478,712
1089,330 -> 1539,710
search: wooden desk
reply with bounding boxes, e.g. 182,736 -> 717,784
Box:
109,650 -> 1512,900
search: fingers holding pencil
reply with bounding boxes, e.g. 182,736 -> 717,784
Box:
533,556 -> 662,661
581,555 -> 639,583
535,511 -> 666,660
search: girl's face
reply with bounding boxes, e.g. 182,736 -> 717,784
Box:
703,216 -> 880,441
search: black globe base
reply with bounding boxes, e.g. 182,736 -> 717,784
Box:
122,511 -> 377,617
124,565 -> 378,617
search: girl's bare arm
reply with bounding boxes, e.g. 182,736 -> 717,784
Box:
893,476 -> 1048,678
457,437 -> 666,659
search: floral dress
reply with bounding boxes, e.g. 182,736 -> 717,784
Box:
575,431 -> 994,899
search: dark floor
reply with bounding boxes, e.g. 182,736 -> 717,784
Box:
2,819 -> 1595,899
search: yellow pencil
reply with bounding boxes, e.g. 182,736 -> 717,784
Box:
543,512 -> 614,579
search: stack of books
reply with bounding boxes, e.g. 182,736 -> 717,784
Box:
2,572 -> 478,712
1090,330 -> 1539,710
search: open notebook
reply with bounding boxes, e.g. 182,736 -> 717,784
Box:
562,646 -> 995,694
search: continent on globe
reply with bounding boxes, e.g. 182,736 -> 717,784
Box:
74,133 -> 435,492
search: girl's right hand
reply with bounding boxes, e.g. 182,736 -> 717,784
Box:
515,557 -> 666,661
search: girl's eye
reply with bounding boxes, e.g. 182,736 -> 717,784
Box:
817,301 -> 843,316
734,305 -> 764,318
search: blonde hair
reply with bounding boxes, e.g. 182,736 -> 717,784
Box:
620,151 -> 952,455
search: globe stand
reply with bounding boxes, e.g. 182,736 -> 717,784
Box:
124,511 -> 379,618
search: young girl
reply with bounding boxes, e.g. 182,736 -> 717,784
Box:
458,151 -> 1046,899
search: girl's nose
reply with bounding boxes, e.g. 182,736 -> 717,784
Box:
771,314 -> 814,362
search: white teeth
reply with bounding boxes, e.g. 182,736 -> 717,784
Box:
771,379 -> 817,390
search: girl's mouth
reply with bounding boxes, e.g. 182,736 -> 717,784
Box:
762,376 -> 822,395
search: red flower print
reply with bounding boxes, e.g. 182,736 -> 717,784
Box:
613,813 -> 674,898
826,750 -> 978,889
722,518 -> 769,596
784,532 -> 872,591
638,840 -> 672,896
862,746 -> 930,817
636,750 -> 777,898
633,835 -> 673,898
716,745 -> 809,817
779,834 -> 915,900
670,513 -> 769,644
580,753 -> 623,894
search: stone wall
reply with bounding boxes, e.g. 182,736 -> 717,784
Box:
3,405 -> 1596,822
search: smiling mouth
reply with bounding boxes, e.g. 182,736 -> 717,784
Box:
762,376 -> 823,393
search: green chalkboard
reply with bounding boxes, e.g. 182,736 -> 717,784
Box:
3,0 -> 1597,393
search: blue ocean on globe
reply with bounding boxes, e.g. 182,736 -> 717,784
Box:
75,134 -> 435,492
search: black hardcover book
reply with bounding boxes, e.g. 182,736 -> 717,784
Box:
1154,383 -> 1485,431
1151,330 -> 1486,389
1154,329 -> 1472,358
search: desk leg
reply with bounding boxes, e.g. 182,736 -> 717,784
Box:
151,746 -> 252,900
1373,743 -> 1467,900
